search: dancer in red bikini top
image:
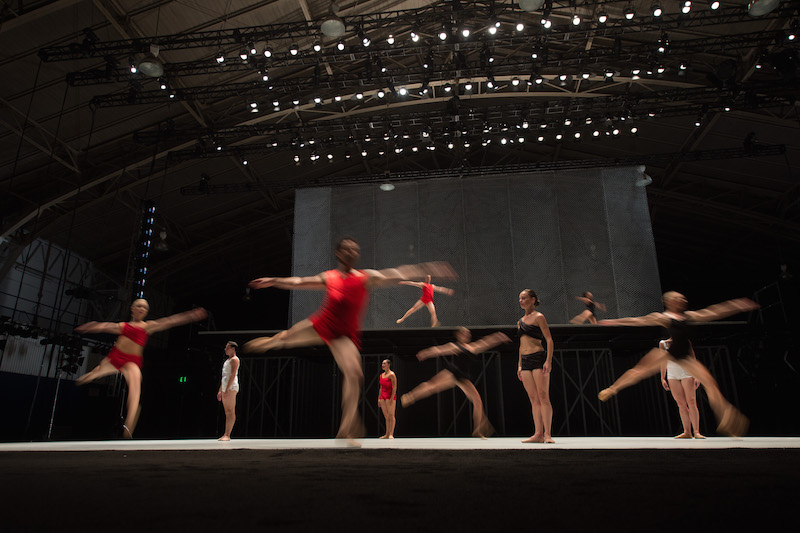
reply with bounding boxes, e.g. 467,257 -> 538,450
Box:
245,237 -> 456,442
396,274 -> 455,327
74,299 -> 207,438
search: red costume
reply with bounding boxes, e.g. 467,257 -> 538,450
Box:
420,283 -> 434,304
107,322 -> 148,370
310,269 -> 369,349
379,374 -> 395,400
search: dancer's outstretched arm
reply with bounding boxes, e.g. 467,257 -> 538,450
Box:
685,298 -> 759,322
398,281 -> 425,288
431,284 -> 455,296
575,296 -> 592,305
599,313 -> 669,327
466,332 -> 511,353
416,342 -> 459,361
74,321 -> 123,335
364,261 -> 457,288
147,308 -> 208,334
249,273 -> 327,291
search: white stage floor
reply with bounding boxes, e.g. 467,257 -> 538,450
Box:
1,436 -> 798,452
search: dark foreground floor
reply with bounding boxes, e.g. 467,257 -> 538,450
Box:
1,449 -> 798,532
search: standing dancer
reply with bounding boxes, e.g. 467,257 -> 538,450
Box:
75,300 -> 207,438
570,291 -> 607,324
217,341 -> 240,441
244,237 -> 455,441
598,292 -> 758,436
517,289 -> 555,443
659,338 -> 705,439
396,275 -> 454,327
378,359 -> 397,439
401,328 -> 510,438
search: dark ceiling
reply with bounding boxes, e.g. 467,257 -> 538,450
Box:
1,0 -> 799,328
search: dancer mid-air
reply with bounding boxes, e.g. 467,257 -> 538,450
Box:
401,327 -> 510,439
244,237 -> 456,442
75,299 -> 207,438
598,291 -> 758,436
570,291 -> 606,324
396,275 -> 454,327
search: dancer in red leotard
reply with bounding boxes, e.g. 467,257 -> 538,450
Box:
378,359 -> 397,439
244,237 -> 455,442
74,299 -> 207,438
396,275 -> 454,327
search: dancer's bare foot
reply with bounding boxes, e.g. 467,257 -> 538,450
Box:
379,435 -> 389,439
122,425 -> 133,439
75,373 -> 93,386
218,436 -> 231,441
432,320 -> 441,327
400,393 -> 415,408
522,434 -> 544,443
243,336 -> 273,353
387,435 -> 394,439
693,433 -> 706,439
598,386 -> 617,402
674,432 -> 692,439
395,318 -> 404,324
544,437 -> 555,443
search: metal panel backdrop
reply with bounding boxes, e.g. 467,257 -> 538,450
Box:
291,167 -> 662,326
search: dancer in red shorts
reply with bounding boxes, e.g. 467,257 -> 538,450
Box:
395,275 -> 454,327
74,299 -> 207,437
244,237 -> 456,442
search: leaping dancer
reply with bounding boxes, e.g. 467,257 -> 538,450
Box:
74,300 -> 207,438
395,275 -> 454,327
570,291 -> 607,324
597,291 -> 758,437
244,237 -> 456,442
401,327 -> 510,439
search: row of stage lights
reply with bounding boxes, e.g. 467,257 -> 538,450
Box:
217,122 -> 642,166
133,202 -> 156,300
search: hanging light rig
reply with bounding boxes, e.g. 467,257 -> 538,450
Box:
130,201 -> 156,301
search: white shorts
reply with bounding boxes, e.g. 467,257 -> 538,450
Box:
666,360 -> 693,381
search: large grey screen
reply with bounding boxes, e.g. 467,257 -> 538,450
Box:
290,166 -> 662,327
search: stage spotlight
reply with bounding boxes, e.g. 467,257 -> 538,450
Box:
387,34 -> 395,45
398,87 -> 408,96
624,4 -> 635,19
263,46 -> 272,58
159,78 -> 167,90
336,40 -> 345,51
574,131 -> 581,139
461,27 -> 471,38
512,77 -> 520,86
516,22 -> 525,32
682,1 -> 692,14
313,96 -> 322,104
710,0 -> 720,9
410,30 -> 420,42
444,83 -> 452,93
439,27 -> 448,41
321,2 -> 346,38
239,49 -> 248,60
377,89 -> 386,98
214,52 -> 224,64
537,135 -> 544,142
313,42 -> 322,53
651,3 -> 663,17
572,13 -> 581,25
598,11 -> 608,23
464,81 -> 473,91
289,43 -> 299,56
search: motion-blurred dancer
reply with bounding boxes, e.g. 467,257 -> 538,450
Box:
517,289 -> 555,443
659,338 -> 705,439
396,275 -> 454,327
75,300 -> 207,438
570,291 -> 607,324
244,237 -> 456,442
378,359 -> 397,439
401,327 -> 510,439
217,341 -> 240,441
598,292 -> 758,436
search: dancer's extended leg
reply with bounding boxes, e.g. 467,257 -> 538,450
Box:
599,348 -> 668,401
328,336 -> 364,440
75,358 -> 119,386
243,318 -> 324,353
532,369 -> 554,442
425,302 -> 440,327
119,362 -> 142,437
570,310 -> 592,324
456,380 -> 492,438
219,390 -> 237,441
401,370 -> 457,406
678,358 -> 747,436
397,300 -> 424,324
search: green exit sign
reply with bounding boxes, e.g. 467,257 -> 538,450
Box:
179,376 -> 188,383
